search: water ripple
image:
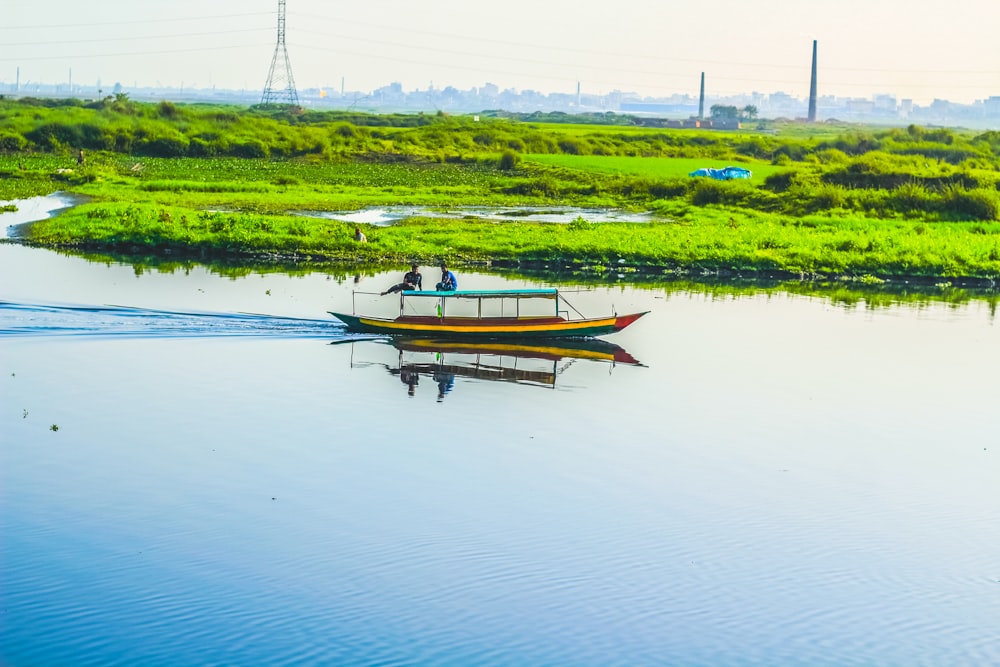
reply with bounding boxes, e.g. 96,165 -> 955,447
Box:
0,300 -> 350,339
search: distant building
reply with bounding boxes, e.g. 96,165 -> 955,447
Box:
3,75 -> 997,129
873,94 -> 898,113
619,102 -> 697,116
846,98 -> 875,114
984,96 -> 1000,117
709,118 -> 742,130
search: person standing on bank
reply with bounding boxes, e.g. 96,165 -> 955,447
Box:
382,263 -> 422,295
436,263 -> 458,291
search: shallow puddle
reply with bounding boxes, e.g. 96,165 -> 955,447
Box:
295,205 -> 655,225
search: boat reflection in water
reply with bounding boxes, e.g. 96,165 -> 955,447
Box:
377,337 -> 643,401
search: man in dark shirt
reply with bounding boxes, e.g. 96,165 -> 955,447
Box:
382,263 -> 422,295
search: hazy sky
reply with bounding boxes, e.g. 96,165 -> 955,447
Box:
4,0 -> 999,104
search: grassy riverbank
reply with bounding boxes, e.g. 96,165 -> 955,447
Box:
20,199 -> 1000,284
2,98 -> 999,284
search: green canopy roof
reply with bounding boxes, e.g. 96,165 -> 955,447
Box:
403,289 -> 558,299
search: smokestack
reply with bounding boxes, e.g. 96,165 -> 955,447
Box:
698,72 -> 705,120
808,40 -> 818,122
577,81 -> 581,107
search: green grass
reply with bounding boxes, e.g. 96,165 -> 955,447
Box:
0,156 -> 74,200
23,200 -> 1000,281
4,101 -> 1000,285
0,154 -> 549,213
523,154 -> 788,181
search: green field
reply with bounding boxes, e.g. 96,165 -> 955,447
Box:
524,154 -> 788,181
2,97 -> 999,285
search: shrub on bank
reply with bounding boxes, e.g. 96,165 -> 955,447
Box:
941,186 -> 1000,221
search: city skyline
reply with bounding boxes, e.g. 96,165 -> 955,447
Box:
3,0 -> 1000,105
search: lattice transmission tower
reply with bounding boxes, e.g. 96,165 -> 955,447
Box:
261,0 -> 299,105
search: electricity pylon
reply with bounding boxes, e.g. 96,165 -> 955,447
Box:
261,0 -> 299,105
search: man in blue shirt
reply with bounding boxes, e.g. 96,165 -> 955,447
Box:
436,262 -> 457,291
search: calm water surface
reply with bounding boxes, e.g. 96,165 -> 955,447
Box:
1,232 -> 999,665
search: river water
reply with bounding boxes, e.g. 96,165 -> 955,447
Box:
1,199 -> 999,666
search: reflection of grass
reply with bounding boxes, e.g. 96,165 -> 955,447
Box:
41,245 -> 1000,311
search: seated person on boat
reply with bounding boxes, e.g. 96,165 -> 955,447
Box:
382,263 -> 422,295
436,263 -> 458,291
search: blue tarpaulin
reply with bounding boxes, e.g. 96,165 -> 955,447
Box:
689,166 -> 752,180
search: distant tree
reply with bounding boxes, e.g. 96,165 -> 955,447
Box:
710,105 -> 739,120
741,105 -> 759,120
110,92 -> 136,114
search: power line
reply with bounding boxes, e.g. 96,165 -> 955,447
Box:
0,43 -> 270,63
292,13 -> 1000,77
3,27 -> 271,48
2,11 -> 996,102
293,31 -> 1000,85
0,12 -> 274,30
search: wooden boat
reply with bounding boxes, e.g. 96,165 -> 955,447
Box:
330,288 -> 647,339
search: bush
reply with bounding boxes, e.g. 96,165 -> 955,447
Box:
189,137 -> 219,157
807,184 -> 847,212
334,123 -> 356,138
157,101 -> 180,119
25,122 -> 82,149
888,182 -> 933,214
557,139 -> 587,155
498,150 -> 520,171
503,176 -> 559,197
736,137 -> 773,159
647,180 -> 688,199
691,180 -> 725,206
0,133 -> 27,152
138,135 -> 189,157
230,139 -> 270,159
772,143 -> 808,162
941,186 -> 999,221
763,171 -> 796,193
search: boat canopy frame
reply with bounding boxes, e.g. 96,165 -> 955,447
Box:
350,288 -> 590,320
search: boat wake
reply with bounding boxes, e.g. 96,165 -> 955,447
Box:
0,301 -> 351,340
